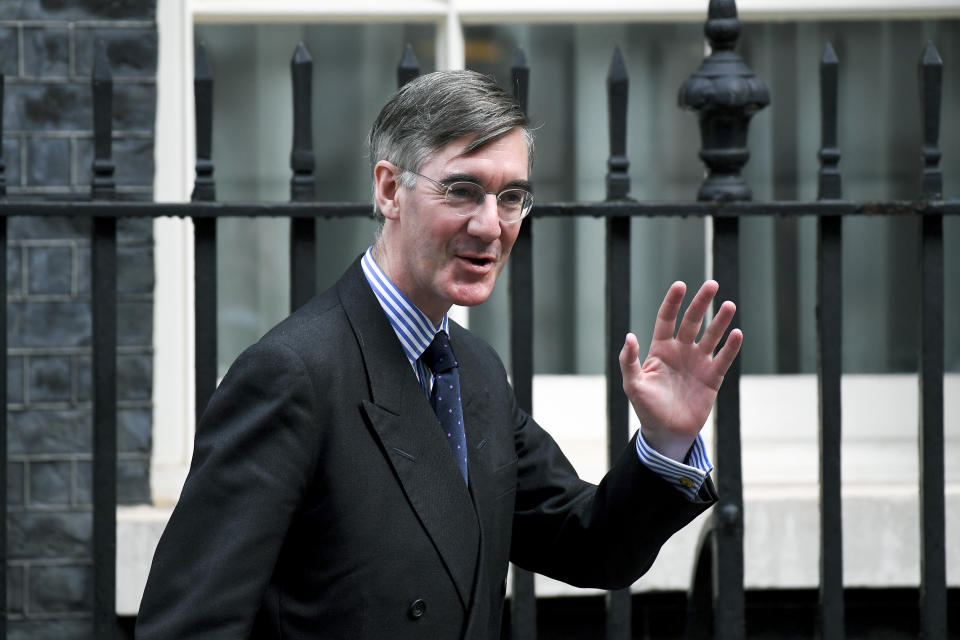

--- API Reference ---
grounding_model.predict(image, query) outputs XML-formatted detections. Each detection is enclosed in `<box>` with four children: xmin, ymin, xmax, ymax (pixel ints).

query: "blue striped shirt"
<box><xmin>361</xmin><ymin>248</ymin><xmax>446</xmax><ymax>395</ymax></box>
<box><xmin>361</xmin><ymin>246</ymin><xmax>711</xmax><ymax>500</ymax></box>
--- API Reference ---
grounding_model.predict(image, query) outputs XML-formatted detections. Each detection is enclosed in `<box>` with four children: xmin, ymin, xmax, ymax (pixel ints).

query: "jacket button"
<box><xmin>408</xmin><ymin>599</ymin><xmax>427</xmax><ymax>620</ymax></box>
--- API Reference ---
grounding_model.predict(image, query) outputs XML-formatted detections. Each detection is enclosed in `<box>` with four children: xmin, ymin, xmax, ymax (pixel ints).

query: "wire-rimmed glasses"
<box><xmin>402</xmin><ymin>169</ymin><xmax>533</xmax><ymax>223</ymax></box>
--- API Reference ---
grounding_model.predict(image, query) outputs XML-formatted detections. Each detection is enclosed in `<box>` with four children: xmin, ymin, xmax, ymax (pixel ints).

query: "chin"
<box><xmin>447</xmin><ymin>282</ymin><xmax>497</xmax><ymax>308</ymax></box>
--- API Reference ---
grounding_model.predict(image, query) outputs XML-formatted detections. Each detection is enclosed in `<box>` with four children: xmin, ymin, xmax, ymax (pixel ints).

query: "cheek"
<box><xmin>500</xmin><ymin>225</ymin><xmax>522</xmax><ymax>257</ymax></box>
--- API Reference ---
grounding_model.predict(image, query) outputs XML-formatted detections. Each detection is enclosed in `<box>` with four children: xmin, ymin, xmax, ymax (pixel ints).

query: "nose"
<box><xmin>466</xmin><ymin>193</ymin><xmax>501</xmax><ymax>241</ymax></box>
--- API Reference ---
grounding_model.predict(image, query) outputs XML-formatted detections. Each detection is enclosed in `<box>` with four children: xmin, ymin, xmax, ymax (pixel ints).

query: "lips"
<box><xmin>456</xmin><ymin>253</ymin><xmax>497</xmax><ymax>273</ymax></box>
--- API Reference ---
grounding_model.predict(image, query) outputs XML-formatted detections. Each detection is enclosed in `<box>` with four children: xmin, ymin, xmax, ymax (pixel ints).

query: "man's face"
<box><xmin>376</xmin><ymin>127</ymin><xmax>529</xmax><ymax>323</ymax></box>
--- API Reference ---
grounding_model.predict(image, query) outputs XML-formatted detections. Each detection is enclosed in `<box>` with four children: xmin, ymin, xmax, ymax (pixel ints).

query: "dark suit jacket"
<box><xmin>136</xmin><ymin>257</ymin><xmax>717</xmax><ymax>640</ymax></box>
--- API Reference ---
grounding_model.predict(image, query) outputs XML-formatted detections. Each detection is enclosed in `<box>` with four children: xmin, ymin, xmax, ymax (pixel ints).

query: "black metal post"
<box><xmin>192</xmin><ymin>44</ymin><xmax>218</xmax><ymax>424</ymax></box>
<box><xmin>508</xmin><ymin>48</ymin><xmax>537</xmax><ymax>640</ymax></box>
<box><xmin>398</xmin><ymin>44</ymin><xmax>420</xmax><ymax>88</ymax></box>
<box><xmin>917</xmin><ymin>40</ymin><xmax>946</xmax><ymax>640</ymax></box>
<box><xmin>710</xmin><ymin>217</ymin><xmax>743</xmax><ymax>640</ymax></box>
<box><xmin>816</xmin><ymin>41</ymin><xmax>845</xmax><ymax>640</ymax></box>
<box><xmin>604</xmin><ymin>45</ymin><xmax>632</xmax><ymax>640</ymax></box>
<box><xmin>290</xmin><ymin>42</ymin><xmax>317</xmax><ymax>312</ymax></box>
<box><xmin>0</xmin><ymin>71</ymin><xmax>7</xmax><ymax>640</ymax></box>
<box><xmin>678</xmin><ymin>2</ymin><xmax>766</xmax><ymax>638</ymax></box>
<box><xmin>0</xmin><ymin>71</ymin><xmax>5</xmax><ymax>195</ymax></box>
<box><xmin>91</xmin><ymin>41</ymin><xmax>117</xmax><ymax>640</ymax></box>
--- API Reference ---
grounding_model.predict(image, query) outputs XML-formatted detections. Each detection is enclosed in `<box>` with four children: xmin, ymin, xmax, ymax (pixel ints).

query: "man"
<box><xmin>137</xmin><ymin>70</ymin><xmax>742</xmax><ymax>639</ymax></box>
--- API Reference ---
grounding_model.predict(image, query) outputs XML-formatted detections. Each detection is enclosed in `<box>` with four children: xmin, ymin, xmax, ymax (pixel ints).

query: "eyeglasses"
<box><xmin>402</xmin><ymin>169</ymin><xmax>533</xmax><ymax>223</ymax></box>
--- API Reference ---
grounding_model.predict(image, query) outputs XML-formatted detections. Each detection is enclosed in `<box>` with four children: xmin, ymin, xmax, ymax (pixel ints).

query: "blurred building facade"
<box><xmin>3</xmin><ymin>0</ymin><xmax>959</xmax><ymax>637</ymax></box>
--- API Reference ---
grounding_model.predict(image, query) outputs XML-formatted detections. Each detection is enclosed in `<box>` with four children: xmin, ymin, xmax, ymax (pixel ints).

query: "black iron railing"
<box><xmin>0</xmin><ymin>0</ymin><xmax>956</xmax><ymax>638</ymax></box>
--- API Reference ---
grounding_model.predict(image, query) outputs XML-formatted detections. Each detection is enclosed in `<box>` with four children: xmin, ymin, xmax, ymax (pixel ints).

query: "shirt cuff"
<box><xmin>635</xmin><ymin>430</ymin><xmax>713</xmax><ymax>501</ymax></box>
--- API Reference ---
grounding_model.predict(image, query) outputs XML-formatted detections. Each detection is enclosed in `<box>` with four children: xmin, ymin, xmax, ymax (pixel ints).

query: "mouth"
<box><xmin>456</xmin><ymin>254</ymin><xmax>497</xmax><ymax>272</ymax></box>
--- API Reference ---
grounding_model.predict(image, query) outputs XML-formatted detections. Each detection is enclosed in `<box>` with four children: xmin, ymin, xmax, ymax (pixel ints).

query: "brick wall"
<box><xmin>1</xmin><ymin>1</ymin><xmax>156</xmax><ymax>637</ymax></box>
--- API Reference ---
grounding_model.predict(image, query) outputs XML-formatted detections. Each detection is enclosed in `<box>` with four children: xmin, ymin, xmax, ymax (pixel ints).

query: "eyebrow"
<box><xmin>439</xmin><ymin>172</ymin><xmax>533</xmax><ymax>193</ymax></box>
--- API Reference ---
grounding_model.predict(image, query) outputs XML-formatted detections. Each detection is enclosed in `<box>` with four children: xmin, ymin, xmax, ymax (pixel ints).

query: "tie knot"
<box><xmin>422</xmin><ymin>331</ymin><xmax>458</xmax><ymax>374</ymax></box>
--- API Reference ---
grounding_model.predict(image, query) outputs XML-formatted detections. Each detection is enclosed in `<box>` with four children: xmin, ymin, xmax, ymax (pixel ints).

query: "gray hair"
<box><xmin>368</xmin><ymin>69</ymin><xmax>533</xmax><ymax>223</ymax></box>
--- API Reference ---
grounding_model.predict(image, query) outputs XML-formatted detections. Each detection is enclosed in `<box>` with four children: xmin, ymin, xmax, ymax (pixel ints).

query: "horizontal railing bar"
<box><xmin>0</xmin><ymin>200</ymin><xmax>957</xmax><ymax>219</ymax></box>
<box><xmin>532</xmin><ymin>201</ymin><xmax>960</xmax><ymax>218</ymax></box>
<box><xmin>0</xmin><ymin>202</ymin><xmax>374</xmax><ymax>218</ymax></box>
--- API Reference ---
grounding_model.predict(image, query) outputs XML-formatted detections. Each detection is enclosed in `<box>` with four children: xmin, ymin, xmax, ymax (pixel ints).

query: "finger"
<box><xmin>711</xmin><ymin>327</ymin><xmax>743</xmax><ymax>379</ymax></box>
<box><xmin>651</xmin><ymin>281</ymin><xmax>687</xmax><ymax>342</ymax></box>
<box><xmin>618</xmin><ymin>332</ymin><xmax>641</xmax><ymax>375</ymax></box>
<box><xmin>675</xmin><ymin>280</ymin><xmax>719</xmax><ymax>344</ymax></box>
<box><xmin>700</xmin><ymin>300</ymin><xmax>736</xmax><ymax>354</ymax></box>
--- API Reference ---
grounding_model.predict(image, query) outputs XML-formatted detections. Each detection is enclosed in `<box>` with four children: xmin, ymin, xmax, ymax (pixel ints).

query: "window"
<box><xmin>195</xmin><ymin>18</ymin><xmax>960</xmax><ymax>376</ymax></box>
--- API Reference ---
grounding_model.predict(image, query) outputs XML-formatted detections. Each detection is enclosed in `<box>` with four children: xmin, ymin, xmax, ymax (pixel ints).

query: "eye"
<box><xmin>447</xmin><ymin>182</ymin><xmax>483</xmax><ymax>202</ymax></box>
<box><xmin>499</xmin><ymin>189</ymin><xmax>527</xmax><ymax>207</ymax></box>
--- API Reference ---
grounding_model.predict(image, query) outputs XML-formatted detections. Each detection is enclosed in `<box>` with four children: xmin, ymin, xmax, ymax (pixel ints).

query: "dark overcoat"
<box><xmin>136</xmin><ymin>258</ymin><xmax>716</xmax><ymax>639</ymax></box>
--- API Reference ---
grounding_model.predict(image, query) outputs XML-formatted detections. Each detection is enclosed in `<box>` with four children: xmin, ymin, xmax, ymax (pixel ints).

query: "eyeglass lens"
<box><xmin>445</xmin><ymin>182</ymin><xmax>531</xmax><ymax>221</ymax></box>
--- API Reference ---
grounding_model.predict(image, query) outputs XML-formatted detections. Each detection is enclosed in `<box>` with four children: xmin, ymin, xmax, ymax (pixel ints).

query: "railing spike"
<box><xmin>0</xmin><ymin>73</ymin><xmax>6</xmax><ymax>196</ymax></box>
<box><xmin>192</xmin><ymin>43</ymin><xmax>215</xmax><ymax>202</ymax></box>
<box><xmin>512</xmin><ymin>47</ymin><xmax>528</xmax><ymax>70</ymax></box>
<box><xmin>817</xmin><ymin>42</ymin><xmax>841</xmax><ymax>200</ymax></box>
<box><xmin>290</xmin><ymin>41</ymin><xmax>316</xmax><ymax>202</ymax></box>
<box><xmin>293</xmin><ymin>41</ymin><xmax>311</xmax><ymax>64</ymax></box>
<box><xmin>195</xmin><ymin>41</ymin><xmax>212</xmax><ymax>82</ymax></box>
<box><xmin>606</xmin><ymin>46</ymin><xmax>630</xmax><ymax>201</ymax></box>
<box><xmin>918</xmin><ymin>40</ymin><xmax>942</xmax><ymax>199</ymax></box>
<box><xmin>822</xmin><ymin>40</ymin><xmax>838</xmax><ymax>65</ymax></box>
<box><xmin>511</xmin><ymin>48</ymin><xmax>529</xmax><ymax>116</ymax></box>
<box><xmin>91</xmin><ymin>40</ymin><xmax>115</xmax><ymax>201</ymax></box>
<box><xmin>397</xmin><ymin>43</ymin><xmax>420</xmax><ymax>88</ymax></box>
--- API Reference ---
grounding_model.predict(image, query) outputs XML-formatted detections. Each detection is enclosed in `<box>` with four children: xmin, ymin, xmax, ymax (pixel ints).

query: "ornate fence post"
<box><xmin>678</xmin><ymin>0</ymin><xmax>769</xmax><ymax>202</ymax></box>
<box><xmin>678</xmin><ymin>2</ymin><xmax>768</xmax><ymax>639</ymax></box>
<box><xmin>91</xmin><ymin>40</ymin><xmax>117</xmax><ymax>640</ymax></box>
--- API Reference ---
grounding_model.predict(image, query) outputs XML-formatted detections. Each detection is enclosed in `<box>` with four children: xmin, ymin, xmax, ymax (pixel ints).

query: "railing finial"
<box><xmin>606</xmin><ymin>45</ymin><xmax>630</xmax><ymax>201</ymax></box>
<box><xmin>678</xmin><ymin>0</ymin><xmax>769</xmax><ymax>202</ymax></box>
<box><xmin>192</xmin><ymin>43</ymin><xmax>216</xmax><ymax>202</ymax></box>
<box><xmin>705</xmin><ymin>0</ymin><xmax>740</xmax><ymax>52</ymax></box>
<box><xmin>511</xmin><ymin>48</ymin><xmax>529</xmax><ymax>115</ymax></box>
<box><xmin>818</xmin><ymin>42</ymin><xmax>841</xmax><ymax>201</ymax></box>
<box><xmin>398</xmin><ymin>44</ymin><xmax>420</xmax><ymax>89</ymax></box>
<box><xmin>0</xmin><ymin>73</ymin><xmax>6</xmax><ymax>197</ymax></box>
<box><xmin>918</xmin><ymin>40</ymin><xmax>942</xmax><ymax>199</ymax></box>
<box><xmin>91</xmin><ymin>40</ymin><xmax>115</xmax><ymax>200</ymax></box>
<box><xmin>290</xmin><ymin>42</ymin><xmax>316</xmax><ymax>202</ymax></box>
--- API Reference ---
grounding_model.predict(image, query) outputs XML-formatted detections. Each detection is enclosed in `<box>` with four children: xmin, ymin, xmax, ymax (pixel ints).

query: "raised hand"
<box><xmin>618</xmin><ymin>280</ymin><xmax>742</xmax><ymax>462</ymax></box>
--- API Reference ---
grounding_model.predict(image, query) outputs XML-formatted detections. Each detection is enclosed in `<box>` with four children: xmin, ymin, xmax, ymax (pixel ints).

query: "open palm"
<box><xmin>619</xmin><ymin>280</ymin><xmax>742</xmax><ymax>462</ymax></box>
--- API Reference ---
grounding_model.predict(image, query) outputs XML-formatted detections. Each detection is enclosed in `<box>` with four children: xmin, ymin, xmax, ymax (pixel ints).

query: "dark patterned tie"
<box><xmin>421</xmin><ymin>331</ymin><xmax>468</xmax><ymax>484</ymax></box>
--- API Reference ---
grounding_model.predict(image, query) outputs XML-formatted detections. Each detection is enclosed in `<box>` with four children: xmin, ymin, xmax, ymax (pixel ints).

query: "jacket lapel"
<box><xmin>338</xmin><ymin>259</ymin><xmax>480</xmax><ymax>610</ymax></box>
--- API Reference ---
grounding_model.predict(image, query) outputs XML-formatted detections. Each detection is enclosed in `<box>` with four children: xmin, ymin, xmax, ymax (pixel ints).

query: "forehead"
<box><xmin>427</xmin><ymin>129</ymin><xmax>529</xmax><ymax>179</ymax></box>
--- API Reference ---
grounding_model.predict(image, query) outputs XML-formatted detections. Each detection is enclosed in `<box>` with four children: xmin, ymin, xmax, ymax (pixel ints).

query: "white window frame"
<box><xmin>129</xmin><ymin>0</ymin><xmax>960</xmax><ymax>616</ymax></box>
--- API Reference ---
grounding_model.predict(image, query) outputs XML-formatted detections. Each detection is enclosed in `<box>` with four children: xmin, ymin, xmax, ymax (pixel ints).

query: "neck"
<box><xmin>370</xmin><ymin>241</ymin><xmax>448</xmax><ymax>327</ymax></box>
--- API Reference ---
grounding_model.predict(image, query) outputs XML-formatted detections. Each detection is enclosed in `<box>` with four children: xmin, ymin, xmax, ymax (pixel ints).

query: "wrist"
<box><xmin>639</xmin><ymin>427</ymin><xmax>695</xmax><ymax>463</ymax></box>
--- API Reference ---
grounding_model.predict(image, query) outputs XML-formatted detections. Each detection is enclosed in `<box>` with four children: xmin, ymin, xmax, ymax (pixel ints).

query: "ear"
<box><xmin>373</xmin><ymin>161</ymin><xmax>403</xmax><ymax>221</ymax></box>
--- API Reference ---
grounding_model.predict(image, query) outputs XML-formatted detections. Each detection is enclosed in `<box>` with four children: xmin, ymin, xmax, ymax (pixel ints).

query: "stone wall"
<box><xmin>1</xmin><ymin>1</ymin><xmax>156</xmax><ymax>637</ymax></box>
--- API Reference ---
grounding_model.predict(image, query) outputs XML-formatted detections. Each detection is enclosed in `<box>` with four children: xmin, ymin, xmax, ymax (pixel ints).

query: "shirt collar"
<box><xmin>361</xmin><ymin>247</ymin><xmax>449</xmax><ymax>366</ymax></box>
